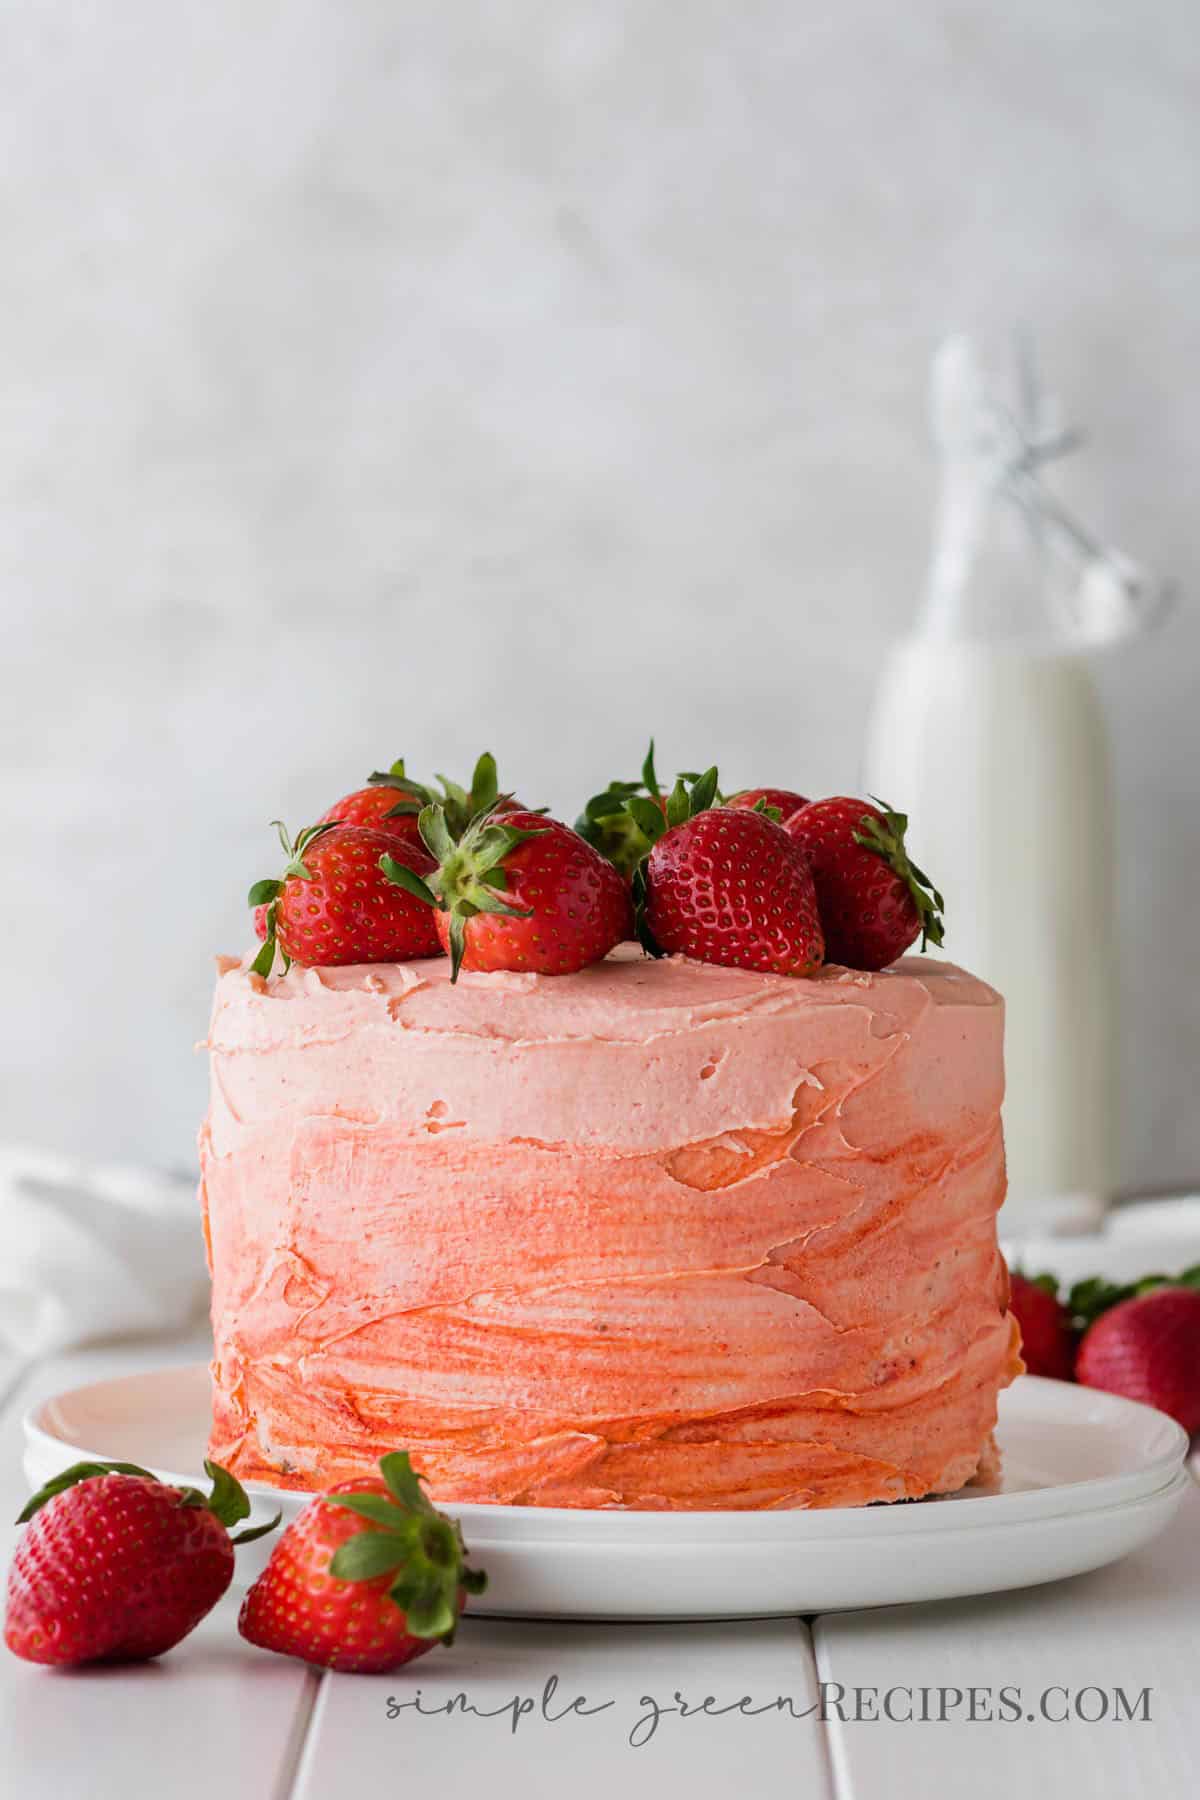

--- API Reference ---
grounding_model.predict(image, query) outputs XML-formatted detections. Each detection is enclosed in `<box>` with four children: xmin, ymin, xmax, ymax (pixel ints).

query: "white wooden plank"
<box><xmin>294</xmin><ymin>1614</ymin><xmax>832</xmax><ymax>1800</ymax></box>
<box><xmin>0</xmin><ymin>1591</ymin><xmax>321</xmax><ymax>1800</ymax></box>
<box><xmin>815</xmin><ymin>1481</ymin><xmax>1200</xmax><ymax>1800</ymax></box>
<box><xmin>0</xmin><ymin>1332</ymin><xmax>320</xmax><ymax>1800</ymax></box>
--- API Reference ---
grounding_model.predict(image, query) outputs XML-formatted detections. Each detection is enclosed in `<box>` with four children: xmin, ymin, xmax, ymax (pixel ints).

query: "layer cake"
<box><xmin>201</xmin><ymin>945</ymin><xmax>1019</xmax><ymax>1510</ymax></box>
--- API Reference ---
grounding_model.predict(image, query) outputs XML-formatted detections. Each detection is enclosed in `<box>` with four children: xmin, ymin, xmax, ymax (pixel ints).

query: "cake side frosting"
<box><xmin>201</xmin><ymin>947</ymin><xmax>1019</xmax><ymax>1509</ymax></box>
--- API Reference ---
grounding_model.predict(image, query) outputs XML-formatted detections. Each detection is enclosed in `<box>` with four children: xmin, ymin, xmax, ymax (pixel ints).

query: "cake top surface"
<box><xmin>205</xmin><ymin>944</ymin><xmax>1002</xmax><ymax>1168</ymax></box>
<box><xmin>211</xmin><ymin>943</ymin><xmax>999</xmax><ymax>1048</ymax></box>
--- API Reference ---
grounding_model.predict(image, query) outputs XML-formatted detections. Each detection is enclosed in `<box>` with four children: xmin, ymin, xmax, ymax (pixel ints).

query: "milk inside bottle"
<box><xmin>865</xmin><ymin>338</ymin><xmax>1167</xmax><ymax>1227</ymax></box>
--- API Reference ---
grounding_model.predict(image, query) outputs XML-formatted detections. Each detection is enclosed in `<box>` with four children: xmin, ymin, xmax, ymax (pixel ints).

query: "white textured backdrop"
<box><xmin>2</xmin><ymin>2</ymin><xmax>1197</xmax><ymax>1187</ymax></box>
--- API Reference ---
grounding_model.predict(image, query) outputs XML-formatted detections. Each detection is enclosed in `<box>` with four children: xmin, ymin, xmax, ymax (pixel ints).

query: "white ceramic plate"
<box><xmin>22</xmin><ymin>1367</ymin><xmax>1190</xmax><ymax>1620</ymax></box>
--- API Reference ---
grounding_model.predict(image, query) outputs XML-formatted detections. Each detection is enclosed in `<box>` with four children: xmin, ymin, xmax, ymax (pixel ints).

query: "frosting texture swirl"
<box><xmin>201</xmin><ymin>947</ymin><xmax>1019</xmax><ymax>1509</ymax></box>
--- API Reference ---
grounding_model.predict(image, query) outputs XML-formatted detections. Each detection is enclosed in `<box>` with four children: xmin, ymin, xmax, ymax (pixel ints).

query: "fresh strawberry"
<box><xmin>385</xmin><ymin>806</ymin><xmax>632</xmax><ymax>981</ymax></box>
<box><xmin>238</xmin><ymin>1451</ymin><xmax>486</xmax><ymax>1673</ymax></box>
<box><xmin>248</xmin><ymin>822</ymin><xmax>441</xmax><ymax>975</ymax></box>
<box><xmin>319</xmin><ymin>752</ymin><xmax>508</xmax><ymax>845</ymax></box>
<box><xmin>253</xmin><ymin>902</ymin><xmax>269</xmax><ymax>941</ymax></box>
<box><xmin>783</xmin><ymin>796</ymin><xmax>944</xmax><ymax>971</ymax></box>
<box><xmin>5</xmin><ymin>1459</ymin><xmax>276</xmax><ymax>1667</ymax></box>
<box><xmin>316</xmin><ymin>784</ymin><xmax>426</xmax><ymax>847</ymax></box>
<box><xmin>576</xmin><ymin>741</ymin><xmax>700</xmax><ymax>879</ymax></box>
<box><xmin>1009</xmin><ymin>1272</ymin><xmax>1076</xmax><ymax>1380</ymax></box>
<box><xmin>1075</xmin><ymin>1287</ymin><xmax>1200</xmax><ymax>1433</ymax></box>
<box><xmin>621</xmin><ymin>769</ymin><xmax>824</xmax><ymax>977</ymax></box>
<box><xmin>726</xmin><ymin>787</ymin><xmax>809</xmax><ymax>819</ymax></box>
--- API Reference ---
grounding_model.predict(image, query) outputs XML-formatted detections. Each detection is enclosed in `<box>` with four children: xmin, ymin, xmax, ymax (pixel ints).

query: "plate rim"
<box><xmin>22</xmin><ymin>1363</ymin><xmax>1189</xmax><ymax>1540</ymax></box>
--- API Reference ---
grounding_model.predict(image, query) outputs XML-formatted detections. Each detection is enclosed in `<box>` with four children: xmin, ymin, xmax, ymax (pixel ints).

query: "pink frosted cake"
<box><xmin>200</xmin><ymin>945</ymin><xmax>1020</xmax><ymax>1510</ymax></box>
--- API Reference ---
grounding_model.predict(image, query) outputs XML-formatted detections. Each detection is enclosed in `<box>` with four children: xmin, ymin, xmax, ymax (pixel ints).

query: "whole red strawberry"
<box><xmin>783</xmin><ymin>796</ymin><xmax>944</xmax><ymax>971</ymax></box>
<box><xmin>239</xmin><ymin>1451</ymin><xmax>486</xmax><ymax>1673</ymax></box>
<box><xmin>1009</xmin><ymin>1273</ymin><xmax>1076</xmax><ymax>1380</ymax></box>
<box><xmin>5</xmin><ymin>1459</ymin><xmax>276</xmax><ymax>1667</ymax></box>
<box><xmin>318</xmin><ymin>752</ymin><xmax>508</xmax><ymax>846</ymax></box>
<box><xmin>248</xmin><ymin>822</ymin><xmax>441</xmax><ymax>975</ymax></box>
<box><xmin>384</xmin><ymin>805</ymin><xmax>632</xmax><ymax>981</ymax></box>
<box><xmin>726</xmin><ymin>787</ymin><xmax>809</xmax><ymax>818</ymax></box>
<box><xmin>317</xmin><ymin>784</ymin><xmax>426</xmax><ymax>847</ymax></box>
<box><xmin>624</xmin><ymin>769</ymin><xmax>824</xmax><ymax>977</ymax></box>
<box><xmin>1076</xmin><ymin>1287</ymin><xmax>1200</xmax><ymax>1433</ymax></box>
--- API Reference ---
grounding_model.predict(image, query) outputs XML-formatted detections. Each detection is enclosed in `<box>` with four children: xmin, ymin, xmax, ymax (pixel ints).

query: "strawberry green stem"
<box><xmin>246</xmin><ymin>821</ymin><xmax>339</xmax><ymax>978</ymax></box>
<box><xmin>367</xmin><ymin>752</ymin><xmax>503</xmax><ymax>836</ymax></box>
<box><xmin>854</xmin><ymin>799</ymin><xmax>946</xmax><ymax>950</ymax></box>
<box><xmin>324</xmin><ymin>1452</ymin><xmax>487</xmax><ymax>1642</ymax></box>
<box><xmin>380</xmin><ymin>801</ymin><xmax>542</xmax><ymax>982</ymax></box>
<box><xmin>576</xmin><ymin>740</ymin><xmax>721</xmax><ymax>878</ymax></box>
<box><xmin>621</xmin><ymin>765</ymin><xmax>721</xmax><ymax>955</ymax></box>
<box><xmin>1059</xmin><ymin>1262</ymin><xmax>1200</xmax><ymax>1330</ymax></box>
<box><xmin>17</xmin><ymin>1459</ymin><xmax>280</xmax><ymax>1545</ymax></box>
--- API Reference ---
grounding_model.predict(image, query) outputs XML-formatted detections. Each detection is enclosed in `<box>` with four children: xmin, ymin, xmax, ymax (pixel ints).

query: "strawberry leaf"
<box><xmin>468</xmin><ymin>888</ymin><xmax>531</xmax><ymax>919</ymax></box>
<box><xmin>202</xmin><ymin>1458</ymin><xmax>251</xmax><ymax>1529</ymax></box>
<box><xmin>626</xmin><ymin>795</ymin><xmax>667</xmax><ymax>844</ymax></box>
<box><xmin>380</xmin><ymin>855</ymin><xmax>437</xmax><ymax>906</ymax></box>
<box><xmin>616</xmin><ymin>764</ymin><xmax>722</xmax><ymax>954</ymax></box>
<box><xmin>1064</xmin><ymin>1263</ymin><xmax>1200</xmax><ymax>1330</ymax></box>
<box><xmin>367</xmin><ymin>755</ymin><xmax>505</xmax><ymax>835</ymax></box>
<box><xmin>247</xmin><ymin>819</ymin><xmax>342</xmax><ymax>979</ymax></box>
<box><xmin>437</xmin><ymin>775</ymin><xmax>471</xmax><ymax>819</ymax></box>
<box><xmin>231</xmin><ymin>1512</ymin><xmax>283</xmax><ymax>1546</ymax></box>
<box><xmin>16</xmin><ymin>1460</ymin><xmax>159</xmax><ymax>1524</ymax></box>
<box><xmin>325</xmin><ymin>1493</ymin><xmax>413</xmax><ymax>1530</ymax></box>
<box><xmin>583</xmin><ymin>786</ymin><xmax>641</xmax><ymax>822</ymax></box>
<box><xmin>176</xmin><ymin>1461</ymin><xmax>280</xmax><ymax>1544</ymax></box>
<box><xmin>380</xmin><ymin>1451</ymin><xmax>437</xmax><ymax>1515</ymax></box>
<box><xmin>330</xmin><ymin>1533</ymin><xmax>412</xmax><ymax>1582</ymax></box>
<box><xmin>368</xmin><ymin>758</ymin><xmax>434</xmax><ymax>805</ymax></box>
<box><xmin>472</xmin><ymin>823</ymin><xmax>536</xmax><ymax>876</ymax></box>
<box><xmin>249</xmin><ymin>935</ymin><xmax>277</xmax><ymax>979</ymax></box>
<box><xmin>15</xmin><ymin>1457</ymin><xmax>280</xmax><ymax>1547</ymax></box>
<box><xmin>289</xmin><ymin>821</ymin><xmax>339</xmax><ymax>874</ymax></box>
<box><xmin>575</xmin><ymin>744</ymin><xmax>722</xmax><ymax>877</ymax></box>
<box><xmin>665</xmin><ymin>779</ymin><xmax>691</xmax><ymax>830</ymax></box>
<box><xmin>688</xmin><ymin>766</ymin><xmax>720</xmax><ymax>816</ymax></box>
<box><xmin>470</xmin><ymin>752</ymin><xmax>499</xmax><ymax>816</ymax></box>
<box><xmin>387</xmin><ymin>1572</ymin><xmax>456</xmax><ymax>1642</ymax></box>
<box><xmin>408</xmin><ymin>804</ymin><xmax>544</xmax><ymax>982</ymax></box>
<box><xmin>855</xmin><ymin>798</ymin><xmax>946</xmax><ymax>951</ymax></box>
<box><xmin>319</xmin><ymin>1451</ymin><xmax>486</xmax><ymax>1643</ymax></box>
<box><xmin>447</xmin><ymin>910</ymin><xmax>468</xmax><ymax>982</ymax></box>
<box><xmin>630</xmin><ymin>864</ymin><xmax>661</xmax><ymax>958</ymax></box>
<box><xmin>418</xmin><ymin>803</ymin><xmax>457</xmax><ymax>866</ymax></box>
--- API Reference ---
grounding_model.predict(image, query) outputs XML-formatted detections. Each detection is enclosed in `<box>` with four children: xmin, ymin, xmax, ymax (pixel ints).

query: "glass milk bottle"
<box><xmin>867</xmin><ymin>336</ymin><xmax>1166</xmax><ymax>1228</ymax></box>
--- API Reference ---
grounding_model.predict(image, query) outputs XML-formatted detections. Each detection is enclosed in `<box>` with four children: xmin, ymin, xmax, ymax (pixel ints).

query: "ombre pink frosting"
<box><xmin>200</xmin><ymin>946</ymin><xmax>1019</xmax><ymax>1509</ymax></box>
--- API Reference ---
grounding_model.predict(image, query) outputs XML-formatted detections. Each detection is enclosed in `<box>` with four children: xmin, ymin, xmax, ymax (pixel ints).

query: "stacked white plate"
<box><xmin>23</xmin><ymin>1365</ymin><xmax>1190</xmax><ymax>1620</ymax></box>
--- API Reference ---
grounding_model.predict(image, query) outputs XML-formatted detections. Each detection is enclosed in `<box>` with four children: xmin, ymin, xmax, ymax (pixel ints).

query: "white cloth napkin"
<box><xmin>0</xmin><ymin>1146</ymin><xmax>208</xmax><ymax>1358</ymax></box>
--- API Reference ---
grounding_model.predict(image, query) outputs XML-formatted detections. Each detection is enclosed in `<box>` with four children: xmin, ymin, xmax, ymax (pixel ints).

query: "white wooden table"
<box><xmin>1</xmin><ymin>1327</ymin><xmax>1196</xmax><ymax>1799</ymax></box>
